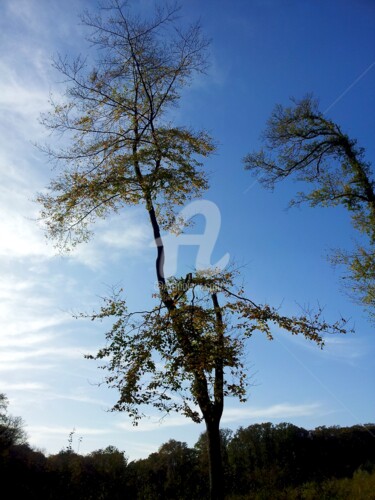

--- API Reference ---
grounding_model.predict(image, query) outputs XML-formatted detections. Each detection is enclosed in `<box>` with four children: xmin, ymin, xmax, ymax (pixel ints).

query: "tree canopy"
<box><xmin>84</xmin><ymin>270</ymin><xmax>347</xmax><ymax>424</ymax></box>
<box><xmin>38</xmin><ymin>0</ymin><xmax>213</xmax><ymax>252</ymax></box>
<box><xmin>244</xmin><ymin>95</ymin><xmax>375</xmax><ymax>318</ymax></box>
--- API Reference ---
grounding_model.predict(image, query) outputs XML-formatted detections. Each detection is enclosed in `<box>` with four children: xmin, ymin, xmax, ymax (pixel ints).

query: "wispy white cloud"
<box><xmin>67</xmin><ymin>213</ymin><xmax>151</xmax><ymax>269</ymax></box>
<box><xmin>322</xmin><ymin>336</ymin><xmax>367</xmax><ymax>361</ymax></box>
<box><xmin>0</xmin><ymin>197</ymin><xmax>54</xmax><ymax>260</ymax></box>
<box><xmin>221</xmin><ymin>402</ymin><xmax>322</xmax><ymax>423</ymax></box>
<box><xmin>276</xmin><ymin>328</ymin><xmax>368</xmax><ymax>364</ymax></box>
<box><xmin>0</xmin><ymin>277</ymin><xmax>69</xmax><ymax>340</ymax></box>
<box><xmin>0</xmin><ymin>0</ymin><xmax>152</xmax><ymax>269</ymax></box>
<box><xmin>100</xmin><ymin>223</ymin><xmax>149</xmax><ymax>250</ymax></box>
<box><xmin>0</xmin><ymin>362</ymin><xmax>56</xmax><ymax>373</ymax></box>
<box><xmin>0</xmin><ymin>347</ymin><xmax>84</xmax><ymax>364</ymax></box>
<box><xmin>115</xmin><ymin>402</ymin><xmax>322</xmax><ymax>432</ymax></box>
<box><xmin>27</xmin><ymin>425</ymin><xmax>111</xmax><ymax>437</ymax></box>
<box><xmin>0</xmin><ymin>79</ymin><xmax>54</xmax><ymax>263</ymax></box>
<box><xmin>51</xmin><ymin>394</ymin><xmax>107</xmax><ymax>406</ymax></box>
<box><xmin>0</xmin><ymin>331</ymin><xmax>54</xmax><ymax>347</ymax></box>
<box><xmin>5</xmin><ymin>0</ymin><xmax>87</xmax><ymax>49</ymax></box>
<box><xmin>0</xmin><ymin>60</ymin><xmax>50</xmax><ymax>127</ymax></box>
<box><xmin>30</xmin><ymin>389</ymin><xmax>109</xmax><ymax>407</ymax></box>
<box><xmin>0</xmin><ymin>141</ymin><xmax>53</xmax><ymax>261</ymax></box>
<box><xmin>0</xmin><ymin>268</ymin><xmax>84</xmax><ymax>382</ymax></box>
<box><xmin>116</xmin><ymin>414</ymin><xmax>193</xmax><ymax>432</ymax></box>
<box><xmin>0</xmin><ymin>382</ymin><xmax>48</xmax><ymax>391</ymax></box>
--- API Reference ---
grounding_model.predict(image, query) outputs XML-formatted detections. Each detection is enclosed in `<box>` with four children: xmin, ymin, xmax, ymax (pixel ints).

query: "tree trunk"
<box><xmin>206</xmin><ymin>418</ymin><xmax>224</xmax><ymax>500</ymax></box>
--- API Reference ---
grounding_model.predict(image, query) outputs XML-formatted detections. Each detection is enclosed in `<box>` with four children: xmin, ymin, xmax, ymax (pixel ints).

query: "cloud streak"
<box><xmin>27</xmin><ymin>425</ymin><xmax>111</xmax><ymax>437</ymax></box>
<box><xmin>221</xmin><ymin>403</ymin><xmax>322</xmax><ymax>423</ymax></box>
<box><xmin>116</xmin><ymin>402</ymin><xmax>322</xmax><ymax>432</ymax></box>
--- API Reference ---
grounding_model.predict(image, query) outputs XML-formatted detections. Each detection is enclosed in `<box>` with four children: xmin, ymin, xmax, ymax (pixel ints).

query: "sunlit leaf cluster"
<box><xmin>37</xmin><ymin>0</ymin><xmax>213</xmax><ymax>249</ymax></box>
<box><xmin>85</xmin><ymin>270</ymin><xmax>350</xmax><ymax>424</ymax></box>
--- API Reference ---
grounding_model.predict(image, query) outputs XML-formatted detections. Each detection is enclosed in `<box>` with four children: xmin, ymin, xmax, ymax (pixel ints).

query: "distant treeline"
<box><xmin>1</xmin><ymin>406</ymin><xmax>375</xmax><ymax>500</ymax></box>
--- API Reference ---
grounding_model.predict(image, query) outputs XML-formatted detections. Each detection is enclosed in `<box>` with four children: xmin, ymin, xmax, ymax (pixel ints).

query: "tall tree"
<box><xmin>244</xmin><ymin>95</ymin><xmax>375</xmax><ymax>318</ymax></box>
<box><xmin>37</xmin><ymin>4</ymin><xmax>349</xmax><ymax>498</ymax></box>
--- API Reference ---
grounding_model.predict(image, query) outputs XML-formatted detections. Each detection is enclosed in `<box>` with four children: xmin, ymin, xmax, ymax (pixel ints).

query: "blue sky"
<box><xmin>0</xmin><ymin>0</ymin><xmax>374</xmax><ymax>459</ymax></box>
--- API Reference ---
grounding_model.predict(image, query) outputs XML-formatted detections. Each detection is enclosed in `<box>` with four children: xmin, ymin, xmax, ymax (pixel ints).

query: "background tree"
<box><xmin>129</xmin><ymin>439</ymin><xmax>201</xmax><ymax>499</ymax></box>
<box><xmin>37</xmin><ymin>3</ymin><xmax>349</xmax><ymax>498</ymax></box>
<box><xmin>86</xmin><ymin>446</ymin><xmax>128</xmax><ymax>499</ymax></box>
<box><xmin>0</xmin><ymin>396</ymin><xmax>374</xmax><ymax>499</ymax></box>
<box><xmin>194</xmin><ymin>428</ymin><xmax>233</xmax><ymax>494</ymax></box>
<box><xmin>244</xmin><ymin>95</ymin><xmax>375</xmax><ymax>318</ymax></box>
<box><xmin>0</xmin><ymin>393</ymin><xmax>27</xmax><ymax>450</ymax></box>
